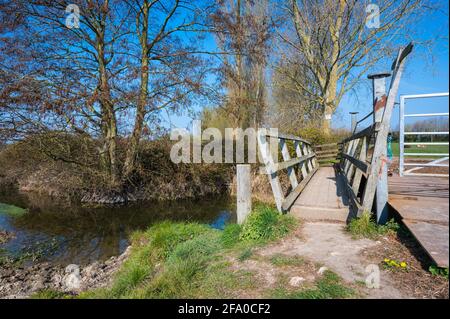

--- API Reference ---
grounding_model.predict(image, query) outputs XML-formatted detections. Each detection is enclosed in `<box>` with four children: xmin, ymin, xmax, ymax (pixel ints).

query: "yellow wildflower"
<box><xmin>400</xmin><ymin>262</ymin><xmax>407</xmax><ymax>268</ymax></box>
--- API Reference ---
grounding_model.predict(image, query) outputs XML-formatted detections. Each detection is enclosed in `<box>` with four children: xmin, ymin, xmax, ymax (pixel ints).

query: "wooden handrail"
<box><xmin>341</xmin><ymin>123</ymin><xmax>379</xmax><ymax>144</ymax></box>
<box><xmin>266</xmin><ymin>153</ymin><xmax>315</xmax><ymax>174</ymax></box>
<box><xmin>258</xmin><ymin>130</ymin><xmax>318</xmax><ymax>212</ymax></box>
<box><xmin>341</xmin><ymin>153</ymin><xmax>369</xmax><ymax>174</ymax></box>
<box><xmin>264</xmin><ymin>132</ymin><xmax>311</xmax><ymax>145</ymax></box>
<box><xmin>338</xmin><ymin>42</ymin><xmax>413</xmax><ymax>219</ymax></box>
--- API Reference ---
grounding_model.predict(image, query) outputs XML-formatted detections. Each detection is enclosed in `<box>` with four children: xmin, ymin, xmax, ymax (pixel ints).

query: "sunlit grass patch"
<box><xmin>270</xmin><ymin>254</ymin><xmax>305</xmax><ymax>267</ymax></box>
<box><xmin>239</xmin><ymin>204</ymin><xmax>297</xmax><ymax>243</ymax></box>
<box><xmin>271</xmin><ymin>270</ymin><xmax>354</xmax><ymax>299</ymax></box>
<box><xmin>79</xmin><ymin>205</ymin><xmax>299</xmax><ymax>299</ymax></box>
<box><xmin>429</xmin><ymin>265</ymin><xmax>449</xmax><ymax>279</ymax></box>
<box><xmin>347</xmin><ymin>212</ymin><xmax>399</xmax><ymax>239</ymax></box>
<box><xmin>30</xmin><ymin>289</ymin><xmax>71</xmax><ymax>299</ymax></box>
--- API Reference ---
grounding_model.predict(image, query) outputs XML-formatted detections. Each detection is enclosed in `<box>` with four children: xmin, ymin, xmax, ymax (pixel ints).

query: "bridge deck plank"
<box><xmin>290</xmin><ymin>167</ymin><xmax>351</xmax><ymax>222</ymax></box>
<box><xmin>388</xmin><ymin>174</ymin><xmax>449</xmax><ymax>268</ymax></box>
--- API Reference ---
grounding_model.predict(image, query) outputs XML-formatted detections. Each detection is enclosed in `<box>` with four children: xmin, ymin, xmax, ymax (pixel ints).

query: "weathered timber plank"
<box><xmin>389</xmin><ymin>195</ymin><xmax>449</xmax><ymax>224</ymax></box>
<box><xmin>237</xmin><ymin>165</ymin><xmax>252</xmax><ymax>225</ymax></box>
<box><xmin>264</xmin><ymin>153</ymin><xmax>315</xmax><ymax>173</ymax></box>
<box><xmin>295</xmin><ymin>141</ymin><xmax>308</xmax><ymax>180</ymax></box>
<box><xmin>338</xmin><ymin>167</ymin><xmax>362</xmax><ymax>211</ymax></box>
<box><xmin>342</xmin><ymin>153</ymin><xmax>369</xmax><ymax>174</ymax></box>
<box><xmin>346</xmin><ymin>139</ymin><xmax>361</xmax><ymax>181</ymax></box>
<box><xmin>361</xmin><ymin>44</ymin><xmax>413</xmax><ymax>215</ymax></box>
<box><xmin>316</xmin><ymin>149</ymin><xmax>339</xmax><ymax>155</ymax></box>
<box><xmin>402</xmin><ymin>220</ymin><xmax>448</xmax><ymax>268</ymax></box>
<box><xmin>315</xmin><ymin>143</ymin><xmax>339</xmax><ymax>149</ymax></box>
<box><xmin>341</xmin><ymin>123</ymin><xmax>378</xmax><ymax>144</ymax></box>
<box><xmin>265</xmin><ymin>132</ymin><xmax>310</xmax><ymax>144</ymax></box>
<box><xmin>282</xmin><ymin>166</ymin><xmax>319</xmax><ymax>211</ymax></box>
<box><xmin>257</xmin><ymin>131</ymin><xmax>284</xmax><ymax>212</ymax></box>
<box><xmin>280</xmin><ymin>139</ymin><xmax>298</xmax><ymax>189</ymax></box>
<box><xmin>352</xmin><ymin>136</ymin><xmax>367</xmax><ymax>194</ymax></box>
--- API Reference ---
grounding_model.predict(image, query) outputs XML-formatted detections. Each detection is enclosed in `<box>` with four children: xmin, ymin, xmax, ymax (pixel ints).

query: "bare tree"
<box><xmin>0</xmin><ymin>0</ymin><xmax>210</xmax><ymax>190</ymax></box>
<box><xmin>276</xmin><ymin>0</ymin><xmax>429</xmax><ymax>134</ymax></box>
<box><xmin>122</xmin><ymin>0</ymin><xmax>208</xmax><ymax>179</ymax></box>
<box><xmin>211</xmin><ymin>0</ymin><xmax>272</xmax><ymax>128</ymax></box>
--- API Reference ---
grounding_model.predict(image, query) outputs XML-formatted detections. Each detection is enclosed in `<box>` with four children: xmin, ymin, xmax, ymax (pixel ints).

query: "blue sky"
<box><xmin>161</xmin><ymin>2</ymin><xmax>449</xmax><ymax>133</ymax></box>
<box><xmin>335</xmin><ymin>3</ymin><xmax>449</xmax><ymax>132</ymax></box>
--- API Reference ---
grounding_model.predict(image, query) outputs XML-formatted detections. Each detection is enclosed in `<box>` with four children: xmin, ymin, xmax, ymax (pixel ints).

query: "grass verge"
<box><xmin>78</xmin><ymin>204</ymin><xmax>297</xmax><ymax>299</ymax></box>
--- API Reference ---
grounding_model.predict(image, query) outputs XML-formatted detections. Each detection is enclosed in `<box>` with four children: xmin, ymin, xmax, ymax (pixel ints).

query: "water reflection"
<box><xmin>209</xmin><ymin>211</ymin><xmax>232</xmax><ymax>230</ymax></box>
<box><xmin>0</xmin><ymin>190</ymin><xmax>236</xmax><ymax>265</ymax></box>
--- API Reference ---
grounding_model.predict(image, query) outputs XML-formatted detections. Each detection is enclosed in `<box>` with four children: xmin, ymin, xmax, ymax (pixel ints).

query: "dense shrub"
<box><xmin>0</xmin><ymin>133</ymin><xmax>233</xmax><ymax>202</ymax></box>
<box><xmin>297</xmin><ymin>126</ymin><xmax>350</xmax><ymax>145</ymax></box>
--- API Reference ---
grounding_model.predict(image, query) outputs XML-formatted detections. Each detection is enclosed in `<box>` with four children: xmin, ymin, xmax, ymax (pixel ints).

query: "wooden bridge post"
<box><xmin>339</xmin><ymin>43</ymin><xmax>413</xmax><ymax>220</ymax></box>
<box><xmin>368</xmin><ymin>72</ymin><xmax>392</xmax><ymax>224</ymax></box>
<box><xmin>237</xmin><ymin>164</ymin><xmax>252</xmax><ymax>224</ymax></box>
<box><xmin>350</xmin><ymin>112</ymin><xmax>359</xmax><ymax>133</ymax></box>
<box><xmin>257</xmin><ymin>130</ymin><xmax>284</xmax><ymax>212</ymax></box>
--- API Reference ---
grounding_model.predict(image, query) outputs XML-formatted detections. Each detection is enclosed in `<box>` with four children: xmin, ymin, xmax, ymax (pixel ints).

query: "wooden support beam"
<box><xmin>339</xmin><ymin>168</ymin><xmax>362</xmax><ymax>212</ymax></box>
<box><xmin>316</xmin><ymin>149</ymin><xmax>339</xmax><ymax>155</ymax></box>
<box><xmin>295</xmin><ymin>140</ymin><xmax>308</xmax><ymax>181</ymax></box>
<box><xmin>361</xmin><ymin>43</ymin><xmax>413</xmax><ymax>219</ymax></box>
<box><xmin>341</xmin><ymin>123</ymin><xmax>378</xmax><ymax>144</ymax></box>
<box><xmin>342</xmin><ymin>153</ymin><xmax>369</xmax><ymax>174</ymax></box>
<box><xmin>257</xmin><ymin>131</ymin><xmax>285</xmax><ymax>212</ymax></box>
<box><xmin>267</xmin><ymin>153</ymin><xmax>315</xmax><ymax>173</ymax></box>
<box><xmin>237</xmin><ymin>164</ymin><xmax>252</xmax><ymax>225</ymax></box>
<box><xmin>265</xmin><ymin>132</ymin><xmax>310</xmax><ymax>144</ymax></box>
<box><xmin>302</xmin><ymin>143</ymin><xmax>314</xmax><ymax>172</ymax></box>
<box><xmin>344</xmin><ymin>140</ymin><xmax>357</xmax><ymax>173</ymax></box>
<box><xmin>346</xmin><ymin>139</ymin><xmax>361</xmax><ymax>181</ymax></box>
<box><xmin>352</xmin><ymin>136</ymin><xmax>367</xmax><ymax>195</ymax></box>
<box><xmin>315</xmin><ymin>143</ymin><xmax>338</xmax><ymax>149</ymax></box>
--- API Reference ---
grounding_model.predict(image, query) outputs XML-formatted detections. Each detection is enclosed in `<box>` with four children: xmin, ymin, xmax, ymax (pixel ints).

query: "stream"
<box><xmin>0</xmin><ymin>190</ymin><xmax>236</xmax><ymax>266</ymax></box>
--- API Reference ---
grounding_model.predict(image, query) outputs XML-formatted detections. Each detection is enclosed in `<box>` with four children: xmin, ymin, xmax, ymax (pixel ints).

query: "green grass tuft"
<box><xmin>347</xmin><ymin>212</ymin><xmax>399</xmax><ymax>239</ymax></box>
<box><xmin>239</xmin><ymin>205</ymin><xmax>297</xmax><ymax>243</ymax></box>
<box><xmin>270</xmin><ymin>254</ymin><xmax>305</xmax><ymax>267</ymax></box>
<box><xmin>30</xmin><ymin>289</ymin><xmax>71</xmax><ymax>299</ymax></box>
<box><xmin>271</xmin><ymin>270</ymin><xmax>354</xmax><ymax>299</ymax></box>
<box><xmin>429</xmin><ymin>265</ymin><xmax>449</xmax><ymax>279</ymax></box>
<box><xmin>238</xmin><ymin>248</ymin><xmax>253</xmax><ymax>261</ymax></box>
<box><xmin>221</xmin><ymin>223</ymin><xmax>242</xmax><ymax>248</ymax></box>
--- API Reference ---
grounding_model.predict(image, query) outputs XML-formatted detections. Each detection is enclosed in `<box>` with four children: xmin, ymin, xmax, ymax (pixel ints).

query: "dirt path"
<box><xmin>253</xmin><ymin>221</ymin><xmax>407</xmax><ymax>298</ymax></box>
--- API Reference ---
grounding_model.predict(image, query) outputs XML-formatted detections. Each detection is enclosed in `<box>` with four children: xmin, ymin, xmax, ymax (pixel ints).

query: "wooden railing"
<box><xmin>339</xmin><ymin>43</ymin><xmax>413</xmax><ymax>219</ymax></box>
<box><xmin>258</xmin><ymin>131</ymin><xmax>318</xmax><ymax>212</ymax></box>
<box><xmin>314</xmin><ymin>143</ymin><xmax>342</xmax><ymax>166</ymax></box>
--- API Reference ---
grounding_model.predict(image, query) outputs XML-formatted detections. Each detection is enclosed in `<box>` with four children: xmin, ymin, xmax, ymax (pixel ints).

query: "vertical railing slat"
<box><xmin>294</xmin><ymin>140</ymin><xmax>308</xmax><ymax>181</ymax></box>
<box><xmin>280</xmin><ymin>139</ymin><xmax>298</xmax><ymax>189</ymax></box>
<box><xmin>352</xmin><ymin>136</ymin><xmax>367</xmax><ymax>196</ymax></box>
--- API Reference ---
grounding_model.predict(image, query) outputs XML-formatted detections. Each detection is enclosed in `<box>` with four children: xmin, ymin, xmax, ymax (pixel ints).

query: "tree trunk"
<box><xmin>123</xmin><ymin>1</ymin><xmax>150</xmax><ymax>179</ymax></box>
<box><xmin>96</xmin><ymin>3</ymin><xmax>119</xmax><ymax>187</ymax></box>
<box><xmin>322</xmin><ymin>96</ymin><xmax>335</xmax><ymax>136</ymax></box>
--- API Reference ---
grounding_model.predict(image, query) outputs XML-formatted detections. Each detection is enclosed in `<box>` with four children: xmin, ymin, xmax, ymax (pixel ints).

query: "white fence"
<box><xmin>399</xmin><ymin>92</ymin><xmax>449</xmax><ymax>177</ymax></box>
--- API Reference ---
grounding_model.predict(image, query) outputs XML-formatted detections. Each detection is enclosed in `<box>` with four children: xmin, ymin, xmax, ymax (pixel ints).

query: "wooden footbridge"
<box><xmin>237</xmin><ymin>42</ymin><xmax>449</xmax><ymax>268</ymax></box>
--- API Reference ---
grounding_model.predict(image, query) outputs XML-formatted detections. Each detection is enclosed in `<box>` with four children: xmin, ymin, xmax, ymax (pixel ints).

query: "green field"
<box><xmin>390</xmin><ymin>142</ymin><xmax>449</xmax><ymax>157</ymax></box>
